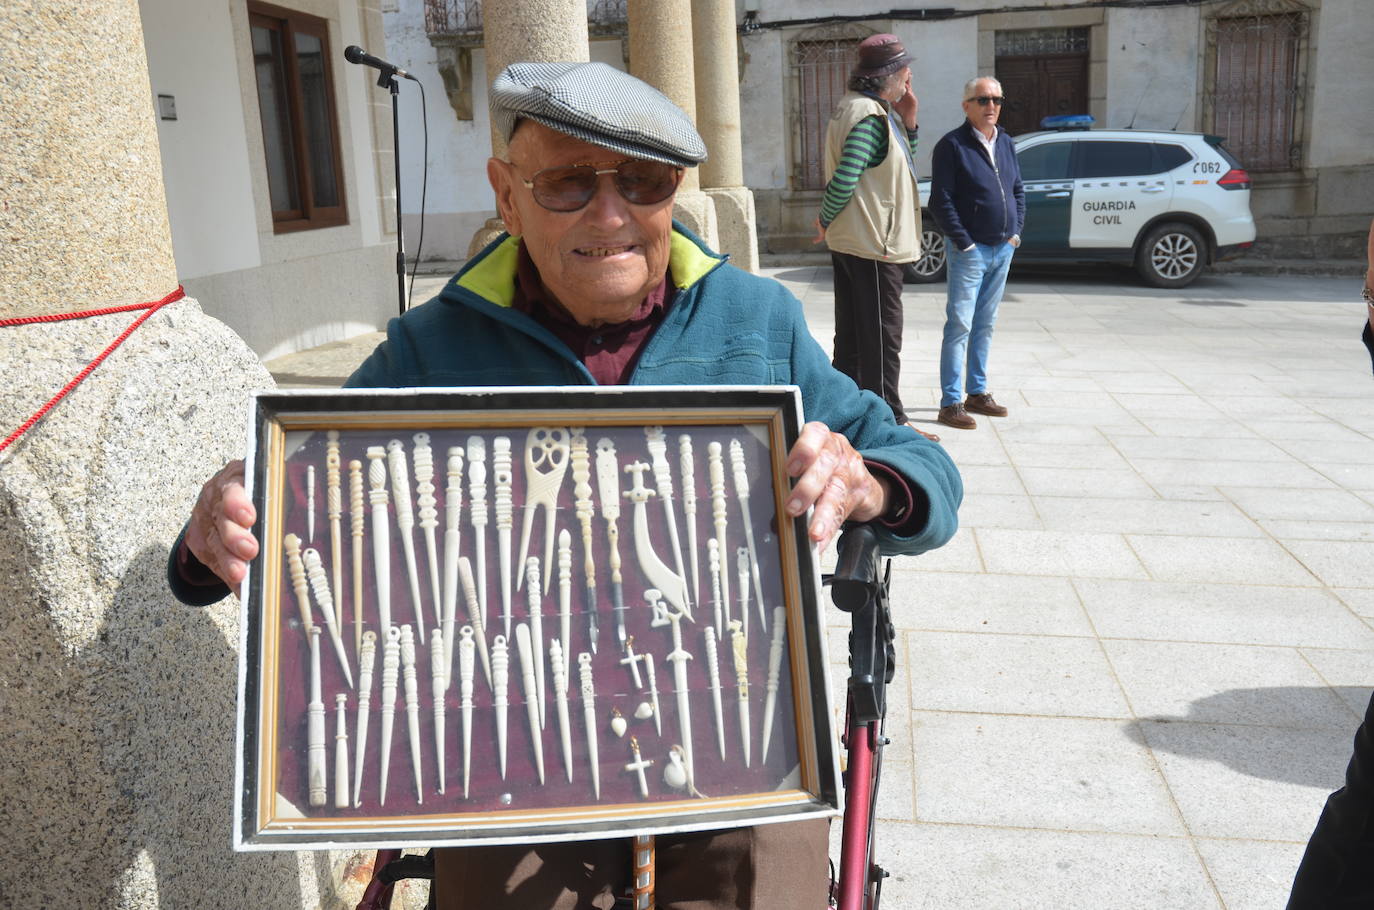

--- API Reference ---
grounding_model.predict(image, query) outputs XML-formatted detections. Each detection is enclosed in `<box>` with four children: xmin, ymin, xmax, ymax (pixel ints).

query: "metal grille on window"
<box><xmin>790</xmin><ymin>27</ymin><xmax>868</xmax><ymax>191</ymax></box>
<box><xmin>1206</xmin><ymin>9</ymin><xmax>1306</xmax><ymax>171</ymax></box>
<box><xmin>995</xmin><ymin>27</ymin><xmax>1089</xmax><ymax>58</ymax></box>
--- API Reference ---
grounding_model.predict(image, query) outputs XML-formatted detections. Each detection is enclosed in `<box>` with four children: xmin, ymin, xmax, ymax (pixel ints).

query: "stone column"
<box><xmin>691</xmin><ymin>0</ymin><xmax>759</xmax><ymax>272</ymax></box>
<box><xmin>466</xmin><ymin>0</ymin><xmax>591</xmax><ymax>256</ymax></box>
<box><xmin>627</xmin><ymin>0</ymin><xmax>720</xmax><ymax>249</ymax></box>
<box><xmin>2</xmin><ymin>2</ymin><xmax>430</xmax><ymax>908</ymax></box>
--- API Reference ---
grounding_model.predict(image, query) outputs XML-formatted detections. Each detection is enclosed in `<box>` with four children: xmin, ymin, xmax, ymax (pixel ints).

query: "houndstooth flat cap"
<box><xmin>491</xmin><ymin>61</ymin><xmax>707</xmax><ymax>168</ymax></box>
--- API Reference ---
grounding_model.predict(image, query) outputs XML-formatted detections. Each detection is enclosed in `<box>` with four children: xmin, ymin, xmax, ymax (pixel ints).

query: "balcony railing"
<box><xmin>424</xmin><ymin>0</ymin><xmax>627</xmax><ymax>40</ymax></box>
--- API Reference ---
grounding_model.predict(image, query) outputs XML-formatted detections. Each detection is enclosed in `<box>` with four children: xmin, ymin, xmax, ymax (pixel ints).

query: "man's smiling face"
<box><xmin>488</xmin><ymin>122</ymin><xmax>677</xmax><ymax>327</ymax></box>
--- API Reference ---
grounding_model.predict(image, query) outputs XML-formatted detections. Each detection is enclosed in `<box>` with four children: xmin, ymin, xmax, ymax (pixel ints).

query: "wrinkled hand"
<box><xmin>186</xmin><ymin>459</ymin><xmax>258</xmax><ymax>589</ymax></box>
<box><xmin>784</xmin><ymin>422</ymin><xmax>889</xmax><ymax>550</ymax></box>
<box><xmin>812</xmin><ymin>217</ymin><xmax>826</xmax><ymax>245</ymax></box>
<box><xmin>894</xmin><ymin>78</ymin><xmax>918</xmax><ymax>130</ymax></box>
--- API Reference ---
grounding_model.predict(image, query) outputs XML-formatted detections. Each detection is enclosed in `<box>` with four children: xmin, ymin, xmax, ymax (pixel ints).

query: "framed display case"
<box><xmin>233</xmin><ymin>386</ymin><xmax>839</xmax><ymax>851</ymax></box>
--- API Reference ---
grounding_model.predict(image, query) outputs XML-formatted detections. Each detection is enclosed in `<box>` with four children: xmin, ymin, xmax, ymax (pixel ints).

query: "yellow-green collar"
<box><xmin>454</xmin><ymin>229</ymin><xmax>722</xmax><ymax>309</ymax></box>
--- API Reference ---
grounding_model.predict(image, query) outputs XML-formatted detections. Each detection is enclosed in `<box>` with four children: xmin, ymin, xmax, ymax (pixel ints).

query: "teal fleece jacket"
<box><xmin>348</xmin><ymin>223</ymin><xmax>961</xmax><ymax>557</ymax></box>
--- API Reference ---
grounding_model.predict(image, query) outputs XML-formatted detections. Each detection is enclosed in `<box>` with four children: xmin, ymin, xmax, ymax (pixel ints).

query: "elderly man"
<box><xmin>815</xmin><ymin>34</ymin><xmax>924</xmax><ymax>433</ymax></box>
<box><xmin>170</xmin><ymin>62</ymin><xmax>961</xmax><ymax>909</ymax></box>
<box><xmin>929</xmin><ymin>75</ymin><xmax>1025</xmax><ymax>431</ymax></box>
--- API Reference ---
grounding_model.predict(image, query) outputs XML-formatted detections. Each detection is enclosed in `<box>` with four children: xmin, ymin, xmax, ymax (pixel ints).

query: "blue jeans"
<box><xmin>940</xmin><ymin>239</ymin><xmax>1014</xmax><ymax>408</ymax></box>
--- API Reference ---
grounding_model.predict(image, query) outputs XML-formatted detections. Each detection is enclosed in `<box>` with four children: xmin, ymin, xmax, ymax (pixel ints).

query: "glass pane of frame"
<box><xmin>235</xmin><ymin>388</ymin><xmax>839</xmax><ymax>851</ymax></box>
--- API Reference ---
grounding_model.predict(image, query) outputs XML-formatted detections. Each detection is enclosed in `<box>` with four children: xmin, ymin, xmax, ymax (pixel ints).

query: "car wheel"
<box><xmin>903</xmin><ymin>229</ymin><xmax>946</xmax><ymax>283</ymax></box>
<box><xmin>1135</xmin><ymin>222</ymin><xmax>1205</xmax><ymax>288</ymax></box>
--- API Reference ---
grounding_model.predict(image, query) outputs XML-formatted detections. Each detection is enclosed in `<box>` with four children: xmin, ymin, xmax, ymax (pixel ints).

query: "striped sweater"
<box><xmin>819</xmin><ymin>115</ymin><xmax>919</xmax><ymax>226</ymax></box>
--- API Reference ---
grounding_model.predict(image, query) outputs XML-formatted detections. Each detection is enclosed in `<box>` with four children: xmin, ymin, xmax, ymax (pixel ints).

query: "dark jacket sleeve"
<box><xmin>1007</xmin><ymin>134</ymin><xmax>1026</xmax><ymax>236</ymax></box>
<box><xmin>166</xmin><ymin>525</ymin><xmax>232</xmax><ymax>606</ymax></box>
<box><xmin>929</xmin><ymin>135</ymin><xmax>973</xmax><ymax>252</ymax></box>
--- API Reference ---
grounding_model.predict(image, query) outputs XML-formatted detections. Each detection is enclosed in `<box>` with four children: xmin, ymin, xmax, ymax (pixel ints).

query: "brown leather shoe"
<box><xmin>964</xmin><ymin>393</ymin><xmax>1008</xmax><ymax>417</ymax></box>
<box><xmin>937</xmin><ymin>403</ymin><xmax>977</xmax><ymax>430</ymax></box>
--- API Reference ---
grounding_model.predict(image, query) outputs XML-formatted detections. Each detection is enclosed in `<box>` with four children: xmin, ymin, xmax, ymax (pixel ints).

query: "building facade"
<box><xmin>739</xmin><ymin>0</ymin><xmax>1372</xmax><ymax>258</ymax></box>
<box><xmin>386</xmin><ymin>0</ymin><xmax>1370</xmax><ymax>263</ymax></box>
<box><xmin>140</xmin><ymin>0</ymin><xmax>399</xmax><ymax>359</ymax></box>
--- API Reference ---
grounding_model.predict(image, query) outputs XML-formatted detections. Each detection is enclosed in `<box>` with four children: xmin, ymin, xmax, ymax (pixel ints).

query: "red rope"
<box><xmin>0</xmin><ymin>286</ymin><xmax>186</xmax><ymax>454</ymax></box>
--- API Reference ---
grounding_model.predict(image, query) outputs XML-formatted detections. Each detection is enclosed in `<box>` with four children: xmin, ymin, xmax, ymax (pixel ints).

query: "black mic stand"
<box><xmin>375</xmin><ymin>67</ymin><xmax>406</xmax><ymax>318</ymax></box>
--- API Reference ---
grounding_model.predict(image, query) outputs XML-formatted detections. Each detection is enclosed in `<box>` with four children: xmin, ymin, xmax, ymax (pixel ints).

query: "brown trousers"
<box><xmin>433</xmin><ymin>818</ymin><xmax>829</xmax><ymax>909</ymax></box>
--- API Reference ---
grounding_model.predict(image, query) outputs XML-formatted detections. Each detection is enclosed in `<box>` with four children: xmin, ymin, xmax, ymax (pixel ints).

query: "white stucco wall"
<box><xmin>738</xmin><ymin>28</ymin><xmax>788</xmax><ymax>190</ymax></box>
<box><xmin>1308</xmin><ymin>0</ymin><xmax>1373</xmax><ymax>169</ymax></box>
<box><xmin>141</xmin><ymin>0</ymin><xmax>261</xmax><ymax>278</ymax></box>
<box><xmin>899</xmin><ymin>18</ymin><xmax>978</xmax><ymax>176</ymax></box>
<box><xmin>1104</xmin><ymin>8</ymin><xmax>1199</xmax><ymax>132</ymax></box>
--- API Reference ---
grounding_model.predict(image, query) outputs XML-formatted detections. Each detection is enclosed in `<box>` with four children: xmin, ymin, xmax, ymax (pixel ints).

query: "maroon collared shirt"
<box><xmin>512</xmin><ymin>241</ymin><xmax>670</xmax><ymax>385</ymax></box>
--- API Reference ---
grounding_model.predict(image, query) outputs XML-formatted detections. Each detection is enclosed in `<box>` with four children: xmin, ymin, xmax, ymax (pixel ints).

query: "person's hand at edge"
<box><xmin>894</xmin><ymin>77</ymin><xmax>919</xmax><ymax>131</ymax></box>
<box><xmin>812</xmin><ymin>217</ymin><xmax>827</xmax><ymax>245</ymax></box>
<box><xmin>783</xmin><ymin>421</ymin><xmax>889</xmax><ymax>551</ymax></box>
<box><xmin>185</xmin><ymin>459</ymin><xmax>258</xmax><ymax>589</ymax></box>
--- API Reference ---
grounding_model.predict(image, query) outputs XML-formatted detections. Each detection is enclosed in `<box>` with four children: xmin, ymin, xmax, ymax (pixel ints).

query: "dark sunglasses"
<box><xmin>968</xmin><ymin>95</ymin><xmax>1005</xmax><ymax>106</ymax></box>
<box><xmin>518</xmin><ymin>160</ymin><xmax>684</xmax><ymax>212</ymax></box>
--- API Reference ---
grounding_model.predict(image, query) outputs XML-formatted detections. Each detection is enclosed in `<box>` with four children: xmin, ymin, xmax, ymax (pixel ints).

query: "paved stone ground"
<box><xmin>266</xmin><ymin>265</ymin><xmax>1374</xmax><ymax>909</ymax></box>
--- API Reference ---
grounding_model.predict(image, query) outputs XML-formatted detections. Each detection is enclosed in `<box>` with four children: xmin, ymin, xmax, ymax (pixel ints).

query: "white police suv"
<box><xmin>910</xmin><ymin>117</ymin><xmax>1257</xmax><ymax>288</ymax></box>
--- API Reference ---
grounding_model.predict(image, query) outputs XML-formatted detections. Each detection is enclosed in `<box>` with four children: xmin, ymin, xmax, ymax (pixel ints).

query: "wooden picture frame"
<box><xmin>233</xmin><ymin>386</ymin><xmax>839</xmax><ymax>851</ymax></box>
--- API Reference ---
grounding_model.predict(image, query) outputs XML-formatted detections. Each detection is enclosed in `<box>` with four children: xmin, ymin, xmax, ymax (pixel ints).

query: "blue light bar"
<box><xmin>1040</xmin><ymin>114</ymin><xmax>1095</xmax><ymax>130</ymax></box>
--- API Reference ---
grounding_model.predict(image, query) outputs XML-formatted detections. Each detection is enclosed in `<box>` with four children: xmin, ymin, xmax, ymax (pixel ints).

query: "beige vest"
<box><xmin>822</xmin><ymin>92</ymin><xmax>921</xmax><ymax>263</ymax></box>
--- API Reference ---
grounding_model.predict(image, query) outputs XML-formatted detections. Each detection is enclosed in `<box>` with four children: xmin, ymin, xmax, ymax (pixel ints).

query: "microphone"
<box><xmin>344</xmin><ymin>45</ymin><xmax>416</xmax><ymax>81</ymax></box>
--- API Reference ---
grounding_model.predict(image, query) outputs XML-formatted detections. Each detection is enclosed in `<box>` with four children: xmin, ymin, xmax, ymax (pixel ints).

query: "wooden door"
<box><xmin>995</xmin><ymin>54</ymin><xmax>1088</xmax><ymax>136</ymax></box>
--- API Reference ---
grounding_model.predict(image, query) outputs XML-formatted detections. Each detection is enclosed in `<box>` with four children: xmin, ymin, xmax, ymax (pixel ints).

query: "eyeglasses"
<box><xmin>517</xmin><ymin>160</ymin><xmax>684</xmax><ymax>212</ymax></box>
<box><xmin>967</xmin><ymin>96</ymin><xmax>1005</xmax><ymax>107</ymax></box>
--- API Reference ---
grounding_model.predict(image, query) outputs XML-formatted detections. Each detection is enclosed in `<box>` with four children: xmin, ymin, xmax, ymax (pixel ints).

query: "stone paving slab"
<box><xmin>264</xmin><ymin>267</ymin><xmax>1373</xmax><ymax>909</ymax></box>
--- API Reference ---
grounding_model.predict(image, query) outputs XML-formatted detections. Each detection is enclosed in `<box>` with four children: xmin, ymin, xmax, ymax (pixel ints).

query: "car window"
<box><xmin>1075</xmin><ymin>141</ymin><xmax>1155</xmax><ymax>179</ymax></box>
<box><xmin>1017</xmin><ymin>142</ymin><xmax>1072</xmax><ymax>181</ymax></box>
<box><xmin>1154</xmin><ymin>143</ymin><xmax>1193</xmax><ymax>171</ymax></box>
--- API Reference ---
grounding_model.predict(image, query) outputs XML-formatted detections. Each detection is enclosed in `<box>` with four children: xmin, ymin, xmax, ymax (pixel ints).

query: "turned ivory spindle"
<box><xmin>388</xmin><ymin>440</ymin><xmax>426</xmax><ymax>641</ymax></box>
<box><xmin>282</xmin><ymin>533</ymin><xmax>313</xmax><ymax>635</ymax></box>
<box><xmin>303</xmin><ymin>547</ymin><xmax>353</xmax><ymax>688</ymax></box>
<box><xmin>326</xmin><ymin>431</ymin><xmax>344</xmax><ymax>633</ymax></box>
<box><xmin>430</xmin><ymin>627</ymin><xmax>447</xmax><ymax>795</ymax></box>
<box><xmin>708</xmin><ymin>537</ymin><xmax>724</xmax><ymax>637</ymax></box>
<box><xmin>379</xmin><ymin>625</ymin><xmax>400</xmax><ymax>804</ymax></box>
<box><xmin>704</xmin><ymin>625</ymin><xmax>726</xmax><ymax>760</ymax></box>
<box><xmin>579</xmin><ymin>652</ymin><xmax>600</xmax><ymax>799</ymax></box>
<box><xmin>349</xmin><ymin>459</ymin><xmax>365</xmax><ymax>656</ymax></box>
<box><xmin>736</xmin><ymin>547</ymin><xmax>752</xmax><ymax>638</ymax></box>
<box><xmin>525</xmin><ymin>557</ymin><xmax>546</xmax><ymax>729</ymax></box>
<box><xmin>306</xmin><ymin>464</ymin><xmax>316</xmax><ymax>545</ymax></box>
<box><xmin>550</xmin><ymin>638</ymin><xmax>574</xmax><ymax>783</ymax></box>
<box><xmin>557</xmin><ymin>528</ymin><xmax>572</xmax><ymax>671</ymax></box>
<box><xmin>729</xmin><ymin>618</ymin><xmax>751</xmax><ymax>768</ymax></box>
<box><xmin>595</xmin><ymin>437</ymin><xmax>624</xmax><ymax>651</ymax></box>
<box><xmin>707</xmin><ymin>443</ymin><xmax>731</xmax><ymax>631</ymax></box>
<box><xmin>457</xmin><ymin>556</ymin><xmax>492</xmax><ymax>690</ymax></box>
<box><xmin>730</xmin><ymin>439</ymin><xmax>768</xmax><ymax>634</ymax></box>
<box><xmin>570</xmin><ymin>430</ymin><xmax>597</xmax><ymax>650</ymax></box>
<box><xmin>352</xmin><ymin>630</ymin><xmax>377</xmax><ymax>807</ymax></box>
<box><xmin>399</xmin><ymin>624</ymin><xmax>424</xmax><ymax>803</ymax></box>
<box><xmin>366</xmin><ymin>448</ymin><xmax>392</xmax><ymax>640</ymax></box>
<box><xmin>334</xmin><ymin>693</ymin><xmax>349</xmax><ymax>809</ymax></box>
<box><xmin>644</xmin><ymin>652</ymin><xmax>662</xmax><ymax>737</ymax></box>
<box><xmin>442</xmin><ymin>447</ymin><xmax>464</xmax><ymax>685</ymax></box>
<box><xmin>307</xmin><ymin>627</ymin><xmax>327</xmax><ymax>807</ymax></box>
<box><xmin>413</xmin><ymin>433</ymin><xmax>443</xmax><ymax>636</ymax></box>
<box><xmin>467</xmin><ymin>436</ymin><xmax>489</xmax><ymax>623</ymax></box>
<box><xmin>515</xmin><ymin>623</ymin><xmax>545</xmax><ymax>785</ymax></box>
<box><xmin>679</xmin><ymin>433</ymin><xmax>701</xmax><ymax>611</ymax></box>
<box><xmin>492</xmin><ymin>634</ymin><xmax>510</xmax><ymax>779</ymax></box>
<box><xmin>458</xmin><ymin>626</ymin><xmax>475</xmax><ymax>798</ymax></box>
<box><xmin>761</xmin><ymin>606</ymin><xmax>787</xmax><ymax>763</ymax></box>
<box><xmin>493</xmin><ymin>435</ymin><xmax>514</xmax><ymax>638</ymax></box>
